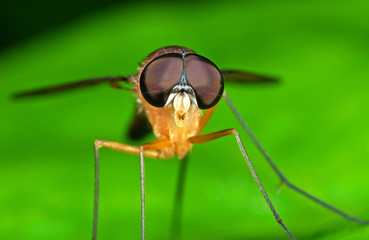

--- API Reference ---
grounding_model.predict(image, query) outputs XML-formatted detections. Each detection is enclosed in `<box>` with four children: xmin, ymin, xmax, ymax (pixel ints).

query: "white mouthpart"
<box><xmin>173</xmin><ymin>93</ymin><xmax>191</xmax><ymax>115</ymax></box>
<box><xmin>164</xmin><ymin>85</ymin><xmax>198</xmax><ymax>107</ymax></box>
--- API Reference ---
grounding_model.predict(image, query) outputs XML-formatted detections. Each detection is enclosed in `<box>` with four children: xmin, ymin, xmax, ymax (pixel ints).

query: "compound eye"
<box><xmin>140</xmin><ymin>54</ymin><xmax>183</xmax><ymax>107</ymax></box>
<box><xmin>184</xmin><ymin>54</ymin><xmax>224</xmax><ymax>109</ymax></box>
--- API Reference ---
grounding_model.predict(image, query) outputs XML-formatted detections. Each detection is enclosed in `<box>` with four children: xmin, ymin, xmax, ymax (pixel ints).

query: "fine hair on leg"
<box><xmin>223</xmin><ymin>92</ymin><xmax>369</xmax><ymax>225</ymax></box>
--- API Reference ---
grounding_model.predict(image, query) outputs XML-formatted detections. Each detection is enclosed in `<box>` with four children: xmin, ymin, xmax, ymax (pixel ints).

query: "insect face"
<box><xmin>139</xmin><ymin>50</ymin><xmax>224</xmax><ymax>127</ymax></box>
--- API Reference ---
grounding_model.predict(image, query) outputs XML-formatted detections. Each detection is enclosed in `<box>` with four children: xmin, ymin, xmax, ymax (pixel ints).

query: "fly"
<box><xmin>14</xmin><ymin>46</ymin><xmax>369</xmax><ymax>240</ymax></box>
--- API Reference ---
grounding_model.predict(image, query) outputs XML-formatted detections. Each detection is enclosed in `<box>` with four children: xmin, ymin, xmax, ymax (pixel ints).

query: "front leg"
<box><xmin>93</xmin><ymin>139</ymin><xmax>171</xmax><ymax>240</ymax></box>
<box><xmin>189</xmin><ymin>129</ymin><xmax>295</xmax><ymax>240</ymax></box>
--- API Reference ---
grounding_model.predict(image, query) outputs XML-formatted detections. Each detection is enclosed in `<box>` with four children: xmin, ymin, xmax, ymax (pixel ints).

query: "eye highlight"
<box><xmin>140</xmin><ymin>53</ymin><xmax>183</xmax><ymax>107</ymax></box>
<box><xmin>184</xmin><ymin>54</ymin><xmax>224</xmax><ymax>109</ymax></box>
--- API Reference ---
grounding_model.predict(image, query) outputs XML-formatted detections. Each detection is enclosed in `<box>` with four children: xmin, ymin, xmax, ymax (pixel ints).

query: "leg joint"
<box><xmin>94</xmin><ymin>139</ymin><xmax>105</xmax><ymax>148</ymax></box>
<box><xmin>229</xmin><ymin>128</ymin><xmax>238</xmax><ymax>136</ymax></box>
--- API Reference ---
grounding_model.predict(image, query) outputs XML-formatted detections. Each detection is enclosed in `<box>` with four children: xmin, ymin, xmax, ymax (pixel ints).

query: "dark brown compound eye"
<box><xmin>140</xmin><ymin>53</ymin><xmax>183</xmax><ymax>107</ymax></box>
<box><xmin>184</xmin><ymin>54</ymin><xmax>224</xmax><ymax>109</ymax></box>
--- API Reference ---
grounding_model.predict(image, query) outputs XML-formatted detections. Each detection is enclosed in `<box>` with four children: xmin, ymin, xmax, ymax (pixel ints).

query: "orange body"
<box><xmin>131</xmin><ymin>46</ymin><xmax>202</xmax><ymax>159</ymax></box>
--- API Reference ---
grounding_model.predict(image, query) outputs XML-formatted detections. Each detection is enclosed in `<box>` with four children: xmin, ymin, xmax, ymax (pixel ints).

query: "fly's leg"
<box><xmin>93</xmin><ymin>139</ymin><xmax>170</xmax><ymax>240</ymax></box>
<box><xmin>189</xmin><ymin>129</ymin><xmax>296</xmax><ymax>240</ymax></box>
<box><xmin>223</xmin><ymin>92</ymin><xmax>369</xmax><ymax>225</ymax></box>
<box><xmin>170</xmin><ymin>155</ymin><xmax>190</xmax><ymax>240</ymax></box>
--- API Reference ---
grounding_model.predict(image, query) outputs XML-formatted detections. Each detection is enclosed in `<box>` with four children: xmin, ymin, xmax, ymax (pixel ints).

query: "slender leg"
<box><xmin>223</xmin><ymin>92</ymin><xmax>369</xmax><ymax>225</ymax></box>
<box><xmin>92</xmin><ymin>145</ymin><xmax>99</xmax><ymax>240</ymax></box>
<box><xmin>170</xmin><ymin>155</ymin><xmax>190</xmax><ymax>240</ymax></box>
<box><xmin>92</xmin><ymin>139</ymin><xmax>171</xmax><ymax>240</ymax></box>
<box><xmin>138</xmin><ymin>140</ymin><xmax>171</xmax><ymax>240</ymax></box>
<box><xmin>139</xmin><ymin>149</ymin><xmax>145</xmax><ymax>240</ymax></box>
<box><xmin>189</xmin><ymin>129</ymin><xmax>296</xmax><ymax>240</ymax></box>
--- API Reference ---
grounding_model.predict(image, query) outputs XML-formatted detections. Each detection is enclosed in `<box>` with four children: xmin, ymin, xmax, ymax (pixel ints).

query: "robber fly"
<box><xmin>14</xmin><ymin>46</ymin><xmax>369</xmax><ymax>240</ymax></box>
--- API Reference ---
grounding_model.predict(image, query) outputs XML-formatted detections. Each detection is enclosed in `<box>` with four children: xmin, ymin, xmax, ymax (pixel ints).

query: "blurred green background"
<box><xmin>1</xmin><ymin>0</ymin><xmax>369</xmax><ymax>239</ymax></box>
